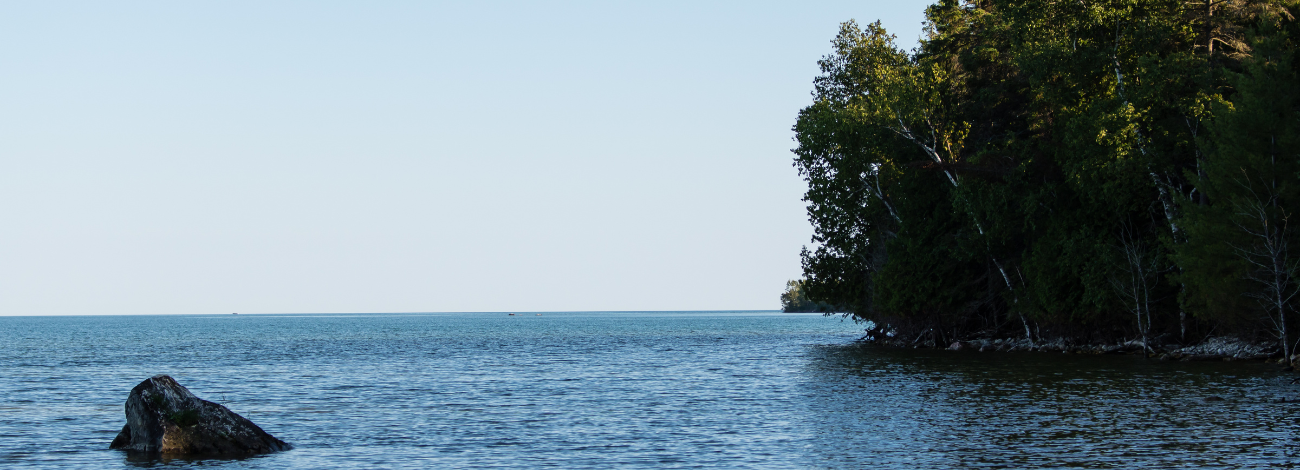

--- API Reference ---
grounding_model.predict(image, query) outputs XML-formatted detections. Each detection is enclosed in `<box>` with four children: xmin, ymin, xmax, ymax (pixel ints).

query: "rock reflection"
<box><xmin>120</xmin><ymin>451</ymin><xmax>270</xmax><ymax>468</ymax></box>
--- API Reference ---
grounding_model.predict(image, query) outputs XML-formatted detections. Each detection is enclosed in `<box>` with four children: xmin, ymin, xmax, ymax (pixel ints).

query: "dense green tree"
<box><xmin>780</xmin><ymin>279</ymin><xmax>836</xmax><ymax>313</ymax></box>
<box><xmin>794</xmin><ymin>0</ymin><xmax>1300</xmax><ymax>351</ymax></box>
<box><xmin>1177</xmin><ymin>12</ymin><xmax>1300</xmax><ymax>357</ymax></box>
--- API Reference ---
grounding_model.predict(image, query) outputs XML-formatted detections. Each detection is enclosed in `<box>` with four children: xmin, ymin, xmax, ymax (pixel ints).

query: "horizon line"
<box><xmin>0</xmin><ymin>309</ymin><xmax>795</xmax><ymax>318</ymax></box>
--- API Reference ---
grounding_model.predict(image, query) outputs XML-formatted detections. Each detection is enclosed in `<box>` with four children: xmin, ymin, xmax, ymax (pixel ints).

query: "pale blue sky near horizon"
<box><xmin>0</xmin><ymin>1</ymin><xmax>932</xmax><ymax>315</ymax></box>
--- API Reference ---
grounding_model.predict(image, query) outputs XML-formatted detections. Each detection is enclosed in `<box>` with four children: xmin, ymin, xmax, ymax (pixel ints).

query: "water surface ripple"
<box><xmin>0</xmin><ymin>312</ymin><xmax>1296</xmax><ymax>468</ymax></box>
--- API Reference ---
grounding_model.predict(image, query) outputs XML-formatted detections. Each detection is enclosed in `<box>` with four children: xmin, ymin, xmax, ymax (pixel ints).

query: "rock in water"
<box><xmin>109</xmin><ymin>375</ymin><xmax>291</xmax><ymax>456</ymax></box>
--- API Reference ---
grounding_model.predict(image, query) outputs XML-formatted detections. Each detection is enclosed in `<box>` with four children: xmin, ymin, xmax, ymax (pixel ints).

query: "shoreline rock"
<box><xmin>865</xmin><ymin>335</ymin><xmax>1280</xmax><ymax>362</ymax></box>
<box><xmin>109</xmin><ymin>375</ymin><xmax>291</xmax><ymax>457</ymax></box>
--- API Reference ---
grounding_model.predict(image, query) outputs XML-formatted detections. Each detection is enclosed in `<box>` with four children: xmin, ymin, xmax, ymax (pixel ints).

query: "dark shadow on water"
<box><xmin>797</xmin><ymin>343</ymin><xmax>1300</xmax><ymax>468</ymax></box>
<box><xmin>119</xmin><ymin>449</ymin><xmax>278</xmax><ymax>468</ymax></box>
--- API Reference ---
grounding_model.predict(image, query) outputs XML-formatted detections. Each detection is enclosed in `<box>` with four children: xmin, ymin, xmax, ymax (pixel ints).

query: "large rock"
<box><xmin>109</xmin><ymin>375</ymin><xmax>291</xmax><ymax>456</ymax></box>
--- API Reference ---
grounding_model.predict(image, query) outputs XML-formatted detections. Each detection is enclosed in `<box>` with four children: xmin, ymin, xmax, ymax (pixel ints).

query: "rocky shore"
<box><xmin>874</xmin><ymin>335</ymin><xmax>1284</xmax><ymax>362</ymax></box>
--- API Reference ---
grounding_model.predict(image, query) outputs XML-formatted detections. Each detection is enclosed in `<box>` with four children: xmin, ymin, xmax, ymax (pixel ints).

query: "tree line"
<box><xmin>792</xmin><ymin>0</ymin><xmax>1300</xmax><ymax>355</ymax></box>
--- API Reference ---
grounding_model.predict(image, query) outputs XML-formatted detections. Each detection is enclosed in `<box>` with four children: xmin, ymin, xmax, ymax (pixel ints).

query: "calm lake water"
<box><xmin>1</xmin><ymin>312</ymin><xmax>1297</xmax><ymax>468</ymax></box>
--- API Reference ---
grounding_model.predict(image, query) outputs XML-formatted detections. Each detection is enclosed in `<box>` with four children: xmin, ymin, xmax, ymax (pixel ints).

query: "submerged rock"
<box><xmin>109</xmin><ymin>375</ymin><xmax>290</xmax><ymax>456</ymax></box>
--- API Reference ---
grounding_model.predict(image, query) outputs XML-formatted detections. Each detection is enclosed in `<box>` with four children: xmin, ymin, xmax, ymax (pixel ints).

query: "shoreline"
<box><xmin>863</xmin><ymin>335</ymin><xmax>1288</xmax><ymax>364</ymax></box>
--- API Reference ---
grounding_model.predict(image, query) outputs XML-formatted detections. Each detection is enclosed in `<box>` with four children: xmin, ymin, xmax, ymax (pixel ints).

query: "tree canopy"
<box><xmin>794</xmin><ymin>0</ymin><xmax>1300</xmax><ymax>352</ymax></box>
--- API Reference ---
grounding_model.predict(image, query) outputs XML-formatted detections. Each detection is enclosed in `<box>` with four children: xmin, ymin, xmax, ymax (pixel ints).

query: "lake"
<box><xmin>1</xmin><ymin>312</ymin><xmax>1297</xmax><ymax>468</ymax></box>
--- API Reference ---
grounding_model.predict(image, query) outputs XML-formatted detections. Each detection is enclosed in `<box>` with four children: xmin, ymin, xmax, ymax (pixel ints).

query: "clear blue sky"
<box><xmin>0</xmin><ymin>1</ymin><xmax>932</xmax><ymax>315</ymax></box>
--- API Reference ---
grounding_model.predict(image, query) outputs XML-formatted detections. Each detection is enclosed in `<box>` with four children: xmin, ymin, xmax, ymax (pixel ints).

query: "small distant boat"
<box><xmin>508</xmin><ymin>313</ymin><xmax>515</xmax><ymax>316</ymax></box>
<box><xmin>232</xmin><ymin>313</ymin><xmax>238</xmax><ymax>315</ymax></box>
<box><xmin>536</xmin><ymin>313</ymin><xmax>542</xmax><ymax>316</ymax></box>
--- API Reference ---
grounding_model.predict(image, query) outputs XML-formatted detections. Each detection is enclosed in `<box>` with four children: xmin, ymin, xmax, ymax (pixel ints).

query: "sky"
<box><xmin>0</xmin><ymin>1</ymin><xmax>933</xmax><ymax>315</ymax></box>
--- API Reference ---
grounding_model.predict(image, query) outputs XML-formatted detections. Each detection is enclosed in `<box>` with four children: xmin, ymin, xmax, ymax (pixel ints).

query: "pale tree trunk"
<box><xmin>887</xmin><ymin>111</ymin><xmax>1034</xmax><ymax>345</ymax></box>
<box><xmin>1112</xmin><ymin>222</ymin><xmax>1160</xmax><ymax>356</ymax></box>
<box><xmin>1113</xmin><ymin>22</ymin><xmax>1185</xmax><ymax>239</ymax></box>
<box><xmin>862</xmin><ymin>163</ymin><xmax>901</xmax><ymax>226</ymax></box>
<box><xmin>1110</xmin><ymin>22</ymin><xmax>1195</xmax><ymax>349</ymax></box>
<box><xmin>1232</xmin><ymin>180</ymin><xmax>1298</xmax><ymax>364</ymax></box>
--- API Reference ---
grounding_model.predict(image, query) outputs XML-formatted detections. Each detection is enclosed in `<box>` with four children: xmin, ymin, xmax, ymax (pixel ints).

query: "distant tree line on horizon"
<box><xmin>792</xmin><ymin>0</ymin><xmax>1300</xmax><ymax>356</ymax></box>
<box><xmin>780</xmin><ymin>279</ymin><xmax>838</xmax><ymax>313</ymax></box>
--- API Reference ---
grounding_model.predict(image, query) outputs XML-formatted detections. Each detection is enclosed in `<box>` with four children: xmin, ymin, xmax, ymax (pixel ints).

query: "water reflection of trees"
<box><xmin>796</xmin><ymin>345</ymin><xmax>1299</xmax><ymax>467</ymax></box>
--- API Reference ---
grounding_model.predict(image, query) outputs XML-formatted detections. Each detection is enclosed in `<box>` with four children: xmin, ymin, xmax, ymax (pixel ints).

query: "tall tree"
<box><xmin>1178</xmin><ymin>12</ymin><xmax>1300</xmax><ymax>356</ymax></box>
<box><xmin>794</xmin><ymin>0</ymin><xmax>1300</xmax><ymax>351</ymax></box>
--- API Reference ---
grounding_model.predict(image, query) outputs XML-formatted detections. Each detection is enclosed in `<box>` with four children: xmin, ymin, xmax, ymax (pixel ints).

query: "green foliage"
<box><xmin>795</xmin><ymin>0</ymin><xmax>1300</xmax><ymax>348</ymax></box>
<box><xmin>780</xmin><ymin>279</ymin><xmax>833</xmax><ymax>313</ymax></box>
<box><xmin>1177</xmin><ymin>13</ymin><xmax>1300</xmax><ymax>335</ymax></box>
